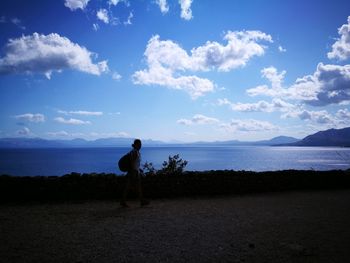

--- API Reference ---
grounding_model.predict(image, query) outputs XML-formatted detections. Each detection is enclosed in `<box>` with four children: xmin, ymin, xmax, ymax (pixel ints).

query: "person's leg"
<box><xmin>120</xmin><ymin>174</ymin><xmax>130</xmax><ymax>207</ymax></box>
<box><xmin>137</xmin><ymin>173</ymin><xmax>149</xmax><ymax>206</ymax></box>
<box><xmin>137</xmin><ymin>173</ymin><xmax>144</xmax><ymax>200</ymax></box>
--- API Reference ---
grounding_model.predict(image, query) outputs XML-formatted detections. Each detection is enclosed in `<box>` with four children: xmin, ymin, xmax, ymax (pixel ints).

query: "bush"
<box><xmin>143</xmin><ymin>161</ymin><xmax>157</xmax><ymax>176</ymax></box>
<box><xmin>142</xmin><ymin>154</ymin><xmax>188</xmax><ymax>176</ymax></box>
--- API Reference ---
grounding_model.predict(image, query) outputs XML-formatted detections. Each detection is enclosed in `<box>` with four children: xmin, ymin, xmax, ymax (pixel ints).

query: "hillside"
<box><xmin>288</xmin><ymin>127</ymin><xmax>350</xmax><ymax>147</ymax></box>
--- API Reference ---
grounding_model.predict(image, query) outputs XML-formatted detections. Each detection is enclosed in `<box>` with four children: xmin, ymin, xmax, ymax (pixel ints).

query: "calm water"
<box><xmin>0</xmin><ymin>146</ymin><xmax>350</xmax><ymax>176</ymax></box>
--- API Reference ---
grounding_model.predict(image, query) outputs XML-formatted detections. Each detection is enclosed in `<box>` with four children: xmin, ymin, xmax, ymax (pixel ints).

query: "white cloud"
<box><xmin>97</xmin><ymin>9</ymin><xmax>109</xmax><ymax>24</ymax></box>
<box><xmin>136</xmin><ymin>35</ymin><xmax>192</xmax><ymax>71</ymax></box>
<box><xmin>47</xmin><ymin>130</ymin><xmax>130</xmax><ymax>139</ymax></box>
<box><xmin>133</xmin><ymin>32</ymin><xmax>272</xmax><ymax>98</ymax></box>
<box><xmin>109</xmin><ymin>112</ymin><xmax>121</xmax><ymax>115</ymax></box>
<box><xmin>293</xmin><ymin>63</ymin><xmax>350</xmax><ymax>105</ymax></box>
<box><xmin>292</xmin><ymin>109</ymin><xmax>350</xmax><ymax>130</ymax></box>
<box><xmin>16</xmin><ymin>127</ymin><xmax>31</xmax><ymax>136</ymax></box>
<box><xmin>11</xmin><ymin>17</ymin><xmax>25</xmax><ymax>30</ymax></box>
<box><xmin>283</xmin><ymin>109</ymin><xmax>334</xmax><ymax>124</ymax></box>
<box><xmin>97</xmin><ymin>60</ymin><xmax>109</xmax><ymax>72</ymax></box>
<box><xmin>218</xmin><ymin>98</ymin><xmax>296</xmax><ymax>113</ymax></box>
<box><xmin>92</xmin><ymin>23</ymin><xmax>99</xmax><ymax>31</ymax></box>
<box><xmin>47</xmin><ymin>131</ymin><xmax>70</xmax><ymax>137</ymax></box>
<box><xmin>232</xmin><ymin>101</ymin><xmax>275</xmax><ymax>112</ymax></box>
<box><xmin>14</xmin><ymin>113</ymin><xmax>45</xmax><ymax>123</ymax></box>
<box><xmin>177</xmin><ymin>114</ymin><xmax>219</xmax><ymax>125</ymax></box>
<box><xmin>73</xmin><ymin>111</ymin><xmax>102</xmax><ymax>116</ymax></box>
<box><xmin>270</xmin><ymin>98</ymin><xmax>297</xmax><ymax>111</ymax></box>
<box><xmin>132</xmin><ymin>50</ymin><xmax>214</xmax><ymax>99</ymax></box>
<box><xmin>246</xmin><ymin>85</ymin><xmax>270</xmax><ymax>97</ymax></box>
<box><xmin>54</xmin><ymin>117</ymin><xmax>91</xmax><ymax>125</ymax></box>
<box><xmin>280</xmin><ymin>107</ymin><xmax>350</xmax><ymax>128</ymax></box>
<box><xmin>278</xmin><ymin>45</ymin><xmax>286</xmax><ymax>52</ymax></box>
<box><xmin>179</xmin><ymin>0</ymin><xmax>193</xmax><ymax>20</ymax></box>
<box><xmin>96</xmin><ymin>10</ymin><xmax>119</xmax><ymax>26</ymax></box>
<box><xmin>58</xmin><ymin>110</ymin><xmax>103</xmax><ymax>116</ymax></box>
<box><xmin>246</xmin><ymin>67</ymin><xmax>286</xmax><ymax>97</ymax></box>
<box><xmin>247</xmin><ymin>64</ymin><xmax>350</xmax><ymax>105</ymax></box>
<box><xmin>154</xmin><ymin>0</ymin><xmax>193</xmax><ymax>20</ymax></box>
<box><xmin>65</xmin><ymin>0</ymin><xmax>125</xmax><ymax>27</ymax></box>
<box><xmin>336</xmin><ymin>109</ymin><xmax>350</xmax><ymax>127</ymax></box>
<box><xmin>160</xmin><ymin>72</ymin><xmax>214</xmax><ymax>99</ymax></box>
<box><xmin>191</xmin><ymin>31</ymin><xmax>273</xmax><ymax>72</ymax></box>
<box><xmin>89</xmin><ymin>131</ymin><xmax>130</xmax><ymax>138</ymax></box>
<box><xmin>247</xmin><ymin>67</ymin><xmax>290</xmax><ymax>97</ymax></box>
<box><xmin>112</xmin><ymin>72</ymin><xmax>122</xmax><ymax>80</ymax></box>
<box><xmin>336</xmin><ymin>108</ymin><xmax>350</xmax><ymax>119</ymax></box>
<box><xmin>301</xmin><ymin>110</ymin><xmax>332</xmax><ymax>124</ymax></box>
<box><xmin>142</xmin><ymin>31</ymin><xmax>272</xmax><ymax>72</ymax></box>
<box><xmin>220</xmin><ymin>119</ymin><xmax>278</xmax><ymax>132</ymax></box>
<box><xmin>0</xmin><ymin>16</ymin><xmax>26</xmax><ymax>30</ymax></box>
<box><xmin>192</xmin><ymin>114</ymin><xmax>219</xmax><ymax>124</ymax></box>
<box><xmin>0</xmin><ymin>33</ymin><xmax>108</xmax><ymax>78</ymax></box>
<box><xmin>261</xmin><ymin>66</ymin><xmax>286</xmax><ymax>89</ymax></box>
<box><xmin>328</xmin><ymin>16</ymin><xmax>350</xmax><ymax>60</ymax></box>
<box><xmin>177</xmin><ymin>119</ymin><xmax>192</xmax><ymax>126</ymax></box>
<box><xmin>177</xmin><ymin>114</ymin><xmax>280</xmax><ymax>136</ymax></box>
<box><xmin>124</xmin><ymin>12</ymin><xmax>133</xmax><ymax>25</ymax></box>
<box><xmin>218</xmin><ymin>96</ymin><xmax>339</xmax><ymax>127</ymax></box>
<box><xmin>115</xmin><ymin>131</ymin><xmax>129</xmax><ymax>137</ymax></box>
<box><xmin>156</xmin><ymin>0</ymin><xmax>169</xmax><ymax>14</ymax></box>
<box><xmin>64</xmin><ymin>0</ymin><xmax>90</xmax><ymax>11</ymax></box>
<box><xmin>108</xmin><ymin>0</ymin><xmax>120</xmax><ymax>6</ymax></box>
<box><xmin>108</xmin><ymin>0</ymin><xmax>129</xmax><ymax>6</ymax></box>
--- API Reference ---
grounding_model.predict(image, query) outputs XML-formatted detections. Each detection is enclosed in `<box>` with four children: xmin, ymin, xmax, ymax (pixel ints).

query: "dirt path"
<box><xmin>1</xmin><ymin>190</ymin><xmax>350</xmax><ymax>262</ymax></box>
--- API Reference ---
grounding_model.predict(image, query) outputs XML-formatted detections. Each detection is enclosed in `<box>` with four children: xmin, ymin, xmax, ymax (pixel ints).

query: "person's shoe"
<box><xmin>120</xmin><ymin>201</ymin><xmax>129</xmax><ymax>208</ymax></box>
<box><xmin>140</xmin><ymin>200</ymin><xmax>150</xmax><ymax>207</ymax></box>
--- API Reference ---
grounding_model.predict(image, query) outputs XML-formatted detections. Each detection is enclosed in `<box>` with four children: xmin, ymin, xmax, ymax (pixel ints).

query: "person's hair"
<box><xmin>132</xmin><ymin>139</ymin><xmax>141</xmax><ymax>148</ymax></box>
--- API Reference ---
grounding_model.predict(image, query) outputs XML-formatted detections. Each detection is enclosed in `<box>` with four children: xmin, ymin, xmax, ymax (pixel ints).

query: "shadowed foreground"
<box><xmin>1</xmin><ymin>190</ymin><xmax>350</xmax><ymax>262</ymax></box>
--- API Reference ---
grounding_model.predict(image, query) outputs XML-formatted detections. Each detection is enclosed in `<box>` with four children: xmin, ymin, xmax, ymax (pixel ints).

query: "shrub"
<box><xmin>143</xmin><ymin>154</ymin><xmax>188</xmax><ymax>176</ymax></box>
<box><xmin>160</xmin><ymin>154</ymin><xmax>188</xmax><ymax>175</ymax></box>
<box><xmin>143</xmin><ymin>161</ymin><xmax>157</xmax><ymax>176</ymax></box>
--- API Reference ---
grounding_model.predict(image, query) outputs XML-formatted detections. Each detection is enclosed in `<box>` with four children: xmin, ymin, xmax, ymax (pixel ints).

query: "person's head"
<box><xmin>132</xmin><ymin>139</ymin><xmax>142</xmax><ymax>150</ymax></box>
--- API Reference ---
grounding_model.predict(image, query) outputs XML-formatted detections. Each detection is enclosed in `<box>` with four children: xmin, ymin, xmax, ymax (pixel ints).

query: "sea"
<box><xmin>0</xmin><ymin>146</ymin><xmax>350</xmax><ymax>176</ymax></box>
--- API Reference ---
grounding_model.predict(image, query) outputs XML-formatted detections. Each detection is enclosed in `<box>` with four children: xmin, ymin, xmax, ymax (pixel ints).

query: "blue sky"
<box><xmin>1</xmin><ymin>0</ymin><xmax>350</xmax><ymax>142</ymax></box>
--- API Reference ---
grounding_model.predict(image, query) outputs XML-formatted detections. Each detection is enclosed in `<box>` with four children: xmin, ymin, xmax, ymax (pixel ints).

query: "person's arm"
<box><xmin>129</xmin><ymin>150</ymin><xmax>140</xmax><ymax>172</ymax></box>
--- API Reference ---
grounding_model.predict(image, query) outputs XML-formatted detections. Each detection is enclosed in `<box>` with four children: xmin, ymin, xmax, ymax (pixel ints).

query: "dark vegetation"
<box><xmin>143</xmin><ymin>154</ymin><xmax>188</xmax><ymax>176</ymax></box>
<box><xmin>1</xmin><ymin>154</ymin><xmax>350</xmax><ymax>203</ymax></box>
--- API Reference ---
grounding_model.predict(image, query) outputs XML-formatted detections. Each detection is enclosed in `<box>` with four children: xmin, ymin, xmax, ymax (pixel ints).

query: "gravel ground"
<box><xmin>1</xmin><ymin>190</ymin><xmax>350</xmax><ymax>263</ymax></box>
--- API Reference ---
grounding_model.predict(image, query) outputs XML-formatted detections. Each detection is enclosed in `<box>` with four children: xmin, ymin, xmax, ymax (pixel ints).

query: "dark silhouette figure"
<box><xmin>120</xmin><ymin>139</ymin><xmax>150</xmax><ymax>208</ymax></box>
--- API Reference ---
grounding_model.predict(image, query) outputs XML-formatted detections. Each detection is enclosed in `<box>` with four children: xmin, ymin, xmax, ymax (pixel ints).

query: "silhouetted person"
<box><xmin>120</xmin><ymin>139</ymin><xmax>150</xmax><ymax>208</ymax></box>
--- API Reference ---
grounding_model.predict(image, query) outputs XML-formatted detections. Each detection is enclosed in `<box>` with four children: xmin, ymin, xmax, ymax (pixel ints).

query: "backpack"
<box><xmin>118</xmin><ymin>152</ymin><xmax>131</xmax><ymax>172</ymax></box>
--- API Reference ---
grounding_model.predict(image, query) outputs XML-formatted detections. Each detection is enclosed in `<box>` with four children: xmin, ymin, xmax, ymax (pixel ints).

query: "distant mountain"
<box><xmin>0</xmin><ymin>138</ymin><xmax>63</xmax><ymax>148</ymax></box>
<box><xmin>0</xmin><ymin>136</ymin><xmax>300</xmax><ymax>148</ymax></box>
<box><xmin>188</xmin><ymin>136</ymin><xmax>299</xmax><ymax>146</ymax></box>
<box><xmin>89</xmin><ymin>138</ymin><xmax>165</xmax><ymax>147</ymax></box>
<box><xmin>286</xmin><ymin>127</ymin><xmax>350</xmax><ymax>147</ymax></box>
<box><xmin>253</xmin><ymin>136</ymin><xmax>300</xmax><ymax>145</ymax></box>
<box><xmin>0</xmin><ymin>137</ymin><xmax>166</xmax><ymax>148</ymax></box>
<box><xmin>2</xmin><ymin>127</ymin><xmax>349</xmax><ymax>148</ymax></box>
